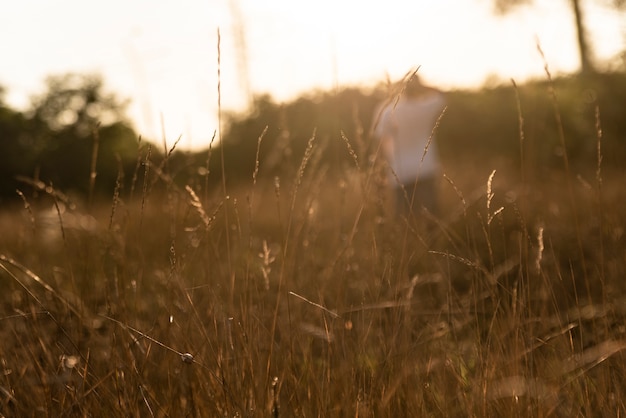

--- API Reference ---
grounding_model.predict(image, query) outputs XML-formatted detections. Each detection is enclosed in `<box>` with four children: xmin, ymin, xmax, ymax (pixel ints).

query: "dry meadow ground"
<box><xmin>1</xmin><ymin>139</ymin><xmax>625</xmax><ymax>417</ymax></box>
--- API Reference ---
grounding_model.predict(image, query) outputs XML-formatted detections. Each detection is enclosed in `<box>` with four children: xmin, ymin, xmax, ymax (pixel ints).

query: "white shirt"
<box><xmin>374</xmin><ymin>92</ymin><xmax>445</xmax><ymax>184</ymax></box>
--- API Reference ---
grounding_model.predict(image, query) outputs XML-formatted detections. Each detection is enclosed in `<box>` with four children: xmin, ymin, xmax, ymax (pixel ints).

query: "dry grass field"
<box><xmin>1</xmin><ymin>77</ymin><xmax>626</xmax><ymax>417</ymax></box>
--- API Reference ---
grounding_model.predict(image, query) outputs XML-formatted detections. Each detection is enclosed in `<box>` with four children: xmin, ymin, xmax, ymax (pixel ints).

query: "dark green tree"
<box><xmin>26</xmin><ymin>73</ymin><xmax>139</xmax><ymax>198</ymax></box>
<box><xmin>214</xmin><ymin>88</ymin><xmax>385</xmax><ymax>184</ymax></box>
<box><xmin>0</xmin><ymin>86</ymin><xmax>38</xmax><ymax>200</ymax></box>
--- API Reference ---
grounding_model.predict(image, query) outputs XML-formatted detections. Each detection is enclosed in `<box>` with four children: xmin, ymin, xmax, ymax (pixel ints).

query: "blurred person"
<box><xmin>373</xmin><ymin>74</ymin><xmax>446</xmax><ymax>219</ymax></box>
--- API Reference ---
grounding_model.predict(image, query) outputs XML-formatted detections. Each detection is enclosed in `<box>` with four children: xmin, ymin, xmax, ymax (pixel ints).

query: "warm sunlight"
<box><xmin>1</xmin><ymin>0</ymin><xmax>624</xmax><ymax>150</ymax></box>
<box><xmin>3</xmin><ymin>3</ymin><xmax>626</xmax><ymax>415</ymax></box>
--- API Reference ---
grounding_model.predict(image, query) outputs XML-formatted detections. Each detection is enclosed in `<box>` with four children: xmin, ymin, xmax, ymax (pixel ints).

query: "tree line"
<box><xmin>1</xmin><ymin>70</ymin><xmax>625</xmax><ymax>204</ymax></box>
<box><xmin>0</xmin><ymin>73</ymin><xmax>139</xmax><ymax>203</ymax></box>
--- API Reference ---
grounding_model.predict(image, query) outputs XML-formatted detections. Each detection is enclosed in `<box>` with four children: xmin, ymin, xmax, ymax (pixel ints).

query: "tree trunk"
<box><xmin>570</xmin><ymin>0</ymin><xmax>596</xmax><ymax>74</ymax></box>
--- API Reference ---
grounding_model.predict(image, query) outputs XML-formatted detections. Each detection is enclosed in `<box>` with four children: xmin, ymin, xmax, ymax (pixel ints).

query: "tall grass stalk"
<box><xmin>537</xmin><ymin>41</ymin><xmax>588</xmax><ymax>287</ymax></box>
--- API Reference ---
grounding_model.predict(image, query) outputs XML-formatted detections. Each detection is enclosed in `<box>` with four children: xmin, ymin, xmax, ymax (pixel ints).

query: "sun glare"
<box><xmin>0</xmin><ymin>0</ymin><xmax>624</xmax><ymax>150</ymax></box>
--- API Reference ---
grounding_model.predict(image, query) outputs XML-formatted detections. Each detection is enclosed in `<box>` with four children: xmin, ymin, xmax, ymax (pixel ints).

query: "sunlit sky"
<box><xmin>1</xmin><ymin>0</ymin><xmax>624</xmax><ymax>150</ymax></box>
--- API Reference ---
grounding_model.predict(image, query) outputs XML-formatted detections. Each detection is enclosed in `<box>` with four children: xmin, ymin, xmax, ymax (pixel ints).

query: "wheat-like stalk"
<box><xmin>185</xmin><ymin>185</ymin><xmax>210</xmax><ymax>230</ymax></box>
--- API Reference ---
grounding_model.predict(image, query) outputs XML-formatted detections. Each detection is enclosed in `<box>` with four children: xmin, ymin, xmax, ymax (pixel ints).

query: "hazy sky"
<box><xmin>1</xmin><ymin>0</ymin><xmax>624</xmax><ymax>150</ymax></box>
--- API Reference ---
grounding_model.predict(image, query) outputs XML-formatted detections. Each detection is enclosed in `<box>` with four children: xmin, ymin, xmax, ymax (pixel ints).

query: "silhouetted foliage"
<box><xmin>437</xmin><ymin>72</ymin><xmax>626</xmax><ymax>174</ymax></box>
<box><xmin>0</xmin><ymin>73</ymin><xmax>140</xmax><ymax>201</ymax></box>
<box><xmin>204</xmin><ymin>88</ymin><xmax>386</xmax><ymax>187</ymax></box>
<box><xmin>202</xmin><ymin>72</ymin><xmax>626</xmax><ymax>189</ymax></box>
<box><xmin>30</xmin><ymin>73</ymin><xmax>125</xmax><ymax>136</ymax></box>
<box><xmin>1</xmin><ymin>71</ymin><xmax>625</xmax><ymax>202</ymax></box>
<box><xmin>0</xmin><ymin>90</ymin><xmax>36</xmax><ymax>199</ymax></box>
